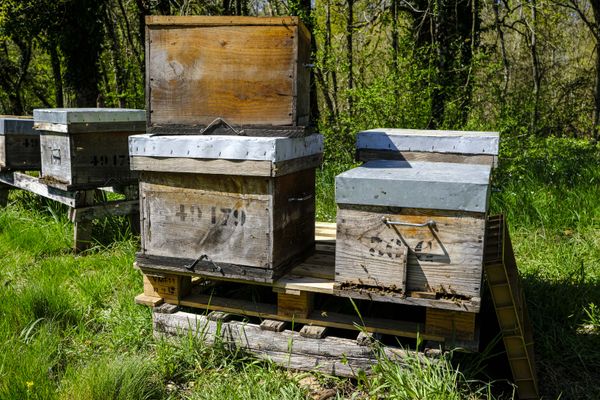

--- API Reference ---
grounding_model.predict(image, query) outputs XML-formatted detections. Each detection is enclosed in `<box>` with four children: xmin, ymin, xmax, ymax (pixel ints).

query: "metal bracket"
<box><xmin>382</xmin><ymin>217</ymin><xmax>437</xmax><ymax>230</ymax></box>
<box><xmin>288</xmin><ymin>193</ymin><xmax>313</xmax><ymax>202</ymax></box>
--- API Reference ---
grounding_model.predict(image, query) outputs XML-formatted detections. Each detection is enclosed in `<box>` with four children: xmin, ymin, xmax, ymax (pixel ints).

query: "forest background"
<box><xmin>2</xmin><ymin>1</ymin><xmax>600</xmax><ymax>399</ymax></box>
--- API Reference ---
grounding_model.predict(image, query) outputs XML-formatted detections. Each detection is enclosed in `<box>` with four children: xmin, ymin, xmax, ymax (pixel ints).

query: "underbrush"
<box><xmin>0</xmin><ymin>135</ymin><xmax>598</xmax><ymax>399</ymax></box>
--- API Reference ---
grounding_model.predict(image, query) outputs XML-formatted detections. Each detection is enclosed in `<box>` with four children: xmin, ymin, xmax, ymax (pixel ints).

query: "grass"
<box><xmin>0</xmin><ymin>135</ymin><xmax>598</xmax><ymax>399</ymax></box>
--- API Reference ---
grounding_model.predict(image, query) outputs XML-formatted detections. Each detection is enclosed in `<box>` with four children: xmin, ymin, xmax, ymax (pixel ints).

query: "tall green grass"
<box><xmin>0</xmin><ymin>135</ymin><xmax>598</xmax><ymax>399</ymax></box>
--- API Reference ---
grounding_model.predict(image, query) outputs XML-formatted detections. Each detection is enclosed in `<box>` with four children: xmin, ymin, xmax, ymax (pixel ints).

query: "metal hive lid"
<box><xmin>128</xmin><ymin>133</ymin><xmax>323</xmax><ymax>162</ymax></box>
<box><xmin>356</xmin><ymin>128</ymin><xmax>499</xmax><ymax>156</ymax></box>
<box><xmin>336</xmin><ymin>160</ymin><xmax>492</xmax><ymax>213</ymax></box>
<box><xmin>33</xmin><ymin>108</ymin><xmax>146</xmax><ymax>125</ymax></box>
<box><xmin>0</xmin><ymin>117</ymin><xmax>35</xmax><ymax>135</ymax></box>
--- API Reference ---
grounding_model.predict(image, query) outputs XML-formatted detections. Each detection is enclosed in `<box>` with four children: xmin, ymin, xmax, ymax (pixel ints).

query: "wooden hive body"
<box><xmin>145</xmin><ymin>16</ymin><xmax>311</xmax><ymax>136</ymax></box>
<box><xmin>34</xmin><ymin>108</ymin><xmax>146</xmax><ymax>190</ymax></box>
<box><xmin>0</xmin><ymin>117</ymin><xmax>40</xmax><ymax>171</ymax></box>
<box><xmin>131</xmin><ymin>134</ymin><xmax>323</xmax><ymax>283</ymax></box>
<box><xmin>335</xmin><ymin>160</ymin><xmax>491</xmax><ymax>301</ymax></box>
<box><xmin>356</xmin><ymin>128</ymin><xmax>499</xmax><ymax>167</ymax></box>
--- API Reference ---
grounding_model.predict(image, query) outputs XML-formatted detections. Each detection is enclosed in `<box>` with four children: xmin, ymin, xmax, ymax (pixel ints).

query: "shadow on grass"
<box><xmin>519</xmin><ymin>273</ymin><xmax>600</xmax><ymax>400</ymax></box>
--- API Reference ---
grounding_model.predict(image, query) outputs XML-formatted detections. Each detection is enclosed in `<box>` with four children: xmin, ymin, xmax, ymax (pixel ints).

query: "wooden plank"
<box><xmin>146</xmin><ymin>16</ymin><xmax>304</xmax><ymax>26</ymax></box>
<box><xmin>143</xmin><ymin>273</ymin><xmax>192</xmax><ymax>301</ymax></box>
<box><xmin>153</xmin><ymin>309</ymin><xmax>434</xmax><ymax>378</ymax></box>
<box><xmin>425</xmin><ymin>309</ymin><xmax>477</xmax><ymax>342</ymax></box>
<box><xmin>72</xmin><ymin>190</ymin><xmax>95</xmax><ymax>253</ymax></box>
<box><xmin>358</xmin><ymin>149</ymin><xmax>497</xmax><ymax>167</ymax></box>
<box><xmin>132</xmin><ymin>157</ymin><xmax>273</xmax><ymax>176</ymax></box>
<box><xmin>260</xmin><ymin>319</ymin><xmax>287</xmax><ymax>332</ymax></box>
<box><xmin>0</xmin><ymin>172</ymin><xmax>78</xmax><ymax>207</ymax></box>
<box><xmin>137</xmin><ymin>255</ymin><xmax>279</xmax><ymax>283</ymax></box>
<box><xmin>166</xmin><ymin>291</ymin><xmax>444</xmax><ymax>341</ymax></box>
<box><xmin>277</xmin><ymin>291</ymin><xmax>313</xmax><ymax>319</ymax></box>
<box><xmin>34</xmin><ymin>121</ymin><xmax>146</xmax><ymax>134</ymax></box>
<box><xmin>484</xmin><ymin>215</ymin><xmax>539</xmax><ymax>399</ymax></box>
<box><xmin>147</xmin><ymin>18</ymin><xmax>310</xmax><ymax>129</ymax></box>
<box><xmin>336</xmin><ymin>206</ymin><xmax>486</xmax><ymax>300</ymax></box>
<box><xmin>70</xmin><ymin>199</ymin><xmax>139</xmax><ymax>222</ymax></box>
<box><xmin>299</xmin><ymin>325</ymin><xmax>327</xmax><ymax>339</ymax></box>
<box><xmin>135</xmin><ymin>293</ymin><xmax>164</xmax><ymax>307</ymax></box>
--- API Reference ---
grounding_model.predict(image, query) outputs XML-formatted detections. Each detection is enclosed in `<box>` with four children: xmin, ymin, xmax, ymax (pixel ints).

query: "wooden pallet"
<box><xmin>152</xmin><ymin>303</ymin><xmax>443</xmax><ymax>378</ymax></box>
<box><xmin>484</xmin><ymin>215</ymin><xmax>538</xmax><ymax>400</ymax></box>
<box><xmin>0</xmin><ymin>171</ymin><xmax>139</xmax><ymax>252</ymax></box>
<box><xmin>137</xmin><ymin>221</ymin><xmax>481</xmax><ymax>351</ymax></box>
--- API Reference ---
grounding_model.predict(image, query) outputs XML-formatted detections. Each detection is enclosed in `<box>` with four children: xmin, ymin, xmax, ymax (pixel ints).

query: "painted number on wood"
<box><xmin>173</xmin><ymin>204</ymin><xmax>246</xmax><ymax>226</ymax></box>
<box><xmin>90</xmin><ymin>154</ymin><xmax>127</xmax><ymax>167</ymax></box>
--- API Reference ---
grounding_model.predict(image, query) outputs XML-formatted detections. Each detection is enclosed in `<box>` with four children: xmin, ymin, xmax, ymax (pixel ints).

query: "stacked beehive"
<box><xmin>132</xmin><ymin>16</ymin><xmax>323</xmax><ymax>283</ymax></box>
<box><xmin>335</xmin><ymin>128</ymin><xmax>499</xmax><ymax>341</ymax></box>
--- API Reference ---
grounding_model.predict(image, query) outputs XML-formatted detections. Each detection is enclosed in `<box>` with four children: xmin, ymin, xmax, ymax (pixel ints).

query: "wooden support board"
<box><xmin>152</xmin><ymin>306</ymin><xmax>439</xmax><ymax>378</ymax></box>
<box><xmin>484</xmin><ymin>215</ymin><xmax>538</xmax><ymax>400</ymax></box>
<box><xmin>0</xmin><ymin>171</ymin><xmax>139</xmax><ymax>253</ymax></box>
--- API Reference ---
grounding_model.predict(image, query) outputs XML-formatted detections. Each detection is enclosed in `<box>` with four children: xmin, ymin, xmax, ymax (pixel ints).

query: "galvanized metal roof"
<box><xmin>33</xmin><ymin>108</ymin><xmax>146</xmax><ymax>125</ymax></box>
<box><xmin>336</xmin><ymin>160</ymin><xmax>491</xmax><ymax>213</ymax></box>
<box><xmin>0</xmin><ymin>117</ymin><xmax>35</xmax><ymax>135</ymax></box>
<box><xmin>356</xmin><ymin>128</ymin><xmax>499</xmax><ymax>155</ymax></box>
<box><xmin>129</xmin><ymin>133</ymin><xmax>323</xmax><ymax>162</ymax></box>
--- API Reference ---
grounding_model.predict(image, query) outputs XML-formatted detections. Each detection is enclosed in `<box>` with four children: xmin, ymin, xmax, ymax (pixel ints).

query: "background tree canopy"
<box><xmin>1</xmin><ymin>0</ymin><xmax>599</xmax><ymax>159</ymax></box>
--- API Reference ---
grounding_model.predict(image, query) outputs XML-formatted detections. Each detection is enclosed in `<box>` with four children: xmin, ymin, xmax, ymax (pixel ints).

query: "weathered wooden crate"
<box><xmin>131</xmin><ymin>134</ymin><xmax>323</xmax><ymax>283</ymax></box>
<box><xmin>145</xmin><ymin>16</ymin><xmax>311</xmax><ymax>136</ymax></box>
<box><xmin>33</xmin><ymin>108</ymin><xmax>146</xmax><ymax>190</ymax></box>
<box><xmin>356</xmin><ymin>129</ymin><xmax>499</xmax><ymax>166</ymax></box>
<box><xmin>0</xmin><ymin>117</ymin><xmax>40</xmax><ymax>171</ymax></box>
<box><xmin>334</xmin><ymin>160</ymin><xmax>491</xmax><ymax>304</ymax></box>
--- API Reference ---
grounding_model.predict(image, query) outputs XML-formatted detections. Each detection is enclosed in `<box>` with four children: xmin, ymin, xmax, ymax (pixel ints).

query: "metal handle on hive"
<box><xmin>288</xmin><ymin>193</ymin><xmax>313</xmax><ymax>202</ymax></box>
<box><xmin>382</xmin><ymin>217</ymin><xmax>437</xmax><ymax>229</ymax></box>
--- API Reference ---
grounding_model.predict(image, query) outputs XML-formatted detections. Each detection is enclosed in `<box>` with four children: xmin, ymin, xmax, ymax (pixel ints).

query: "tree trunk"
<box><xmin>105</xmin><ymin>5</ymin><xmax>127</xmax><ymax>107</ymax></box>
<box><xmin>591</xmin><ymin>1</ymin><xmax>600</xmax><ymax>139</ymax></box>
<box><xmin>49</xmin><ymin>43</ymin><xmax>64</xmax><ymax>108</ymax></box>
<box><xmin>346</xmin><ymin>0</ymin><xmax>354</xmax><ymax>115</ymax></box>
<box><xmin>528</xmin><ymin>0</ymin><xmax>541</xmax><ymax>134</ymax></box>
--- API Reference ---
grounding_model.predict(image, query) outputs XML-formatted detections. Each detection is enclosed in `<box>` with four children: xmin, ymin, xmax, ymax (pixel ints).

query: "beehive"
<box><xmin>0</xmin><ymin>117</ymin><xmax>39</xmax><ymax>171</ymax></box>
<box><xmin>33</xmin><ymin>108</ymin><xmax>146</xmax><ymax>190</ymax></box>
<box><xmin>356</xmin><ymin>128</ymin><xmax>499</xmax><ymax>166</ymax></box>
<box><xmin>130</xmin><ymin>134</ymin><xmax>323</xmax><ymax>283</ymax></box>
<box><xmin>335</xmin><ymin>159</ymin><xmax>491</xmax><ymax>302</ymax></box>
<box><xmin>145</xmin><ymin>16</ymin><xmax>311</xmax><ymax>136</ymax></box>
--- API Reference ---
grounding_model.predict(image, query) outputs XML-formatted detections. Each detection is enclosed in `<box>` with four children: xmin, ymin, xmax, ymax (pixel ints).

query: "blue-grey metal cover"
<box><xmin>129</xmin><ymin>134</ymin><xmax>323</xmax><ymax>162</ymax></box>
<box><xmin>336</xmin><ymin>160</ymin><xmax>491</xmax><ymax>213</ymax></box>
<box><xmin>357</xmin><ymin>128</ymin><xmax>499</xmax><ymax>156</ymax></box>
<box><xmin>0</xmin><ymin>117</ymin><xmax>35</xmax><ymax>135</ymax></box>
<box><xmin>33</xmin><ymin>108</ymin><xmax>146</xmax><ymax>125</ymax></box>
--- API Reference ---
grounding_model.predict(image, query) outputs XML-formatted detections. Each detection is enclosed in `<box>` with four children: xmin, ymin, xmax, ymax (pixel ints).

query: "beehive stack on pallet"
<box><xmin>0</xmin><ymin>109</ymin><xmax>146</xmax><ymax>252</ymax></box>
<box><xmin>133</xmin><ymin>16</ymin><xmax>537</xmax><ymax>395</ymax></box>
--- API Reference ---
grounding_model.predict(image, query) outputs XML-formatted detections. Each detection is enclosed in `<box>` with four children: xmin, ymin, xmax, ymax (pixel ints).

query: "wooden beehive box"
<box><xmin>145</xmin><ymin>16</ymin><xmax>311</xmax><ymax>136</ymax></box>
<box><xmin>0</xmin><ymin>117</ymin><xmax>40</xmax><ymax>171</ymax></box>
<box><xmin>334</xmin><ymin>159</ymin><xmax>491</xmax><ymax>303</ymax></box>
<box><xmin>33</xmin><ymin>108</ymin><xmax>146</xmax><ymax>190</ymax></box>
<box><xmin>130</xmin><ymin>134</ymin><xmax>323</xmax><ymax>283</ymax></box>
<box><xmin>357</xmin><ymin>129</ymin><xmax>499</xmax><ymax>166</ymax></box>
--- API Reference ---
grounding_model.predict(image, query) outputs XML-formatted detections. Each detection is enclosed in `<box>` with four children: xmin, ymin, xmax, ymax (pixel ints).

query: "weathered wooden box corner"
<box><xmin>145</xmin><ymin>16</ymin><xmax>311</xmax><ymax>136</ymax></box>
<box><xmin>334</xmin><ymin>159</ymin><xmax>492</xmax><ymax>309</ymax></box>
<box><xmin>33</xmin><ymin>108</ymin><xmax>146</xmax><ymax>190</ymax></box>
<box><xmin>0</xmin><ymin>117</ymin><xmax>39</xmax><ymax>171</ymax></box>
